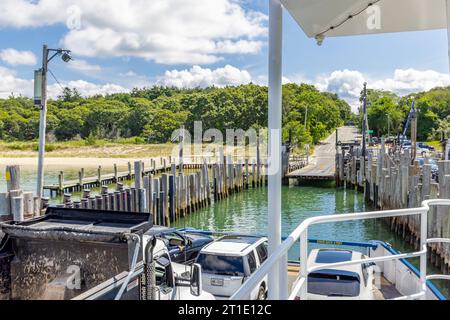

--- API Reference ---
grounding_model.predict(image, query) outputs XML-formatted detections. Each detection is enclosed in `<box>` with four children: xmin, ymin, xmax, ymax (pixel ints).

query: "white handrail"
<box><xmin>427</xmin><ymin>238</ymin><xmax>450</xmax><ymax>244</ymax></box>
<box><xmin>231</xmin><ymin>199</ymin><xmax>450</xmax><ymax>301</ymax></box>
<box><xmin>427</xmin><ymin>275</ymin><xmax>450</xmax><ymax>281</ymax></box>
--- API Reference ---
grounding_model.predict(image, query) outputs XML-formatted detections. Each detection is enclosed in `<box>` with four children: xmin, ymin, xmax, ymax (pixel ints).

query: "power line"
<box><xmin>48</xmin><ymin>68</ymin><xmax>67</xmax><ymax>92</ymax></box>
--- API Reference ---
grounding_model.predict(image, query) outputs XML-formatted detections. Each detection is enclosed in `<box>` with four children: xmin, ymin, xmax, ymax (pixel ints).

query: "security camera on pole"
<box><xmin>34</xmin><ymin>45</ymin><xmax>72</xmax><ymax>199</ymax></box>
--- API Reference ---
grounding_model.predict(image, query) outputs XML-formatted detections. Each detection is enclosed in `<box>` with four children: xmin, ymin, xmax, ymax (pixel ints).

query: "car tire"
<box><xmin>257</xmin><ymin>285</ymin><xmax>266</xmax><ymax>300</ymax></box>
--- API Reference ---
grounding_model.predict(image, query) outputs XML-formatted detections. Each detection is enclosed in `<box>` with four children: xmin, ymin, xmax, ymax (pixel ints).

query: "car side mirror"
<box><xmin>190</xmin><ymin>263</ymin><xmax>203</xmax><ymax>297</ymax></box>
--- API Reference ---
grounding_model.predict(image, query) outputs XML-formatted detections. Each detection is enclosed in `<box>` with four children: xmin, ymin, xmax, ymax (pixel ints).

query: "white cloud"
<box><xmin>0</xmin><ymin>66</ymin><xmax>127</xmax><ymax>99</ymax></box>
<box><xmin>47</xmin><ymin>80</ymin><xmax>128</xmax><ymax>99</ymax></box>
<box><xmin>0</xmin><ymin>48</ymin><xmax>37</xmax><ymax>66</ymax></box>
<box><xmin>372</xmin><ymin>68</ymin><xmax>450</xmax><ymax>95</ymax></box>
<box><xmin>315</xmin><ymin>69</ymin><xmax>365</xmax><ymax>110</ymax></box>
<box><xmin>253</xmin><ymin>75</ymin><xmax>295</xmax><ymax>86</ymax></box>
<box><xmin>309</xmin><ymin>68</ymin><xmax>450</xmax><ymax>111</ymax></box>
<box><xmin>68</xmin><ymin>59</ymin><xmax>101</xmax><ymax>73</ymax></box>
<box><xmin>0</xmin><ymin>67</ymin><xmax>33</xmax><ymax>98</ymax></box>
<box><xmin>120</xmin><ymin>71</ymin><xmax>137</xmax><ymax>77</ymax></box>
<box><xmin>157</xmin><ymin>65</ymin><xmax>252</xmax><ymax>88</ymax></box>
<box><xmin>0</xmin><ymin>0</ymin><xmax>267</xmax><ymax>65</ymax></box>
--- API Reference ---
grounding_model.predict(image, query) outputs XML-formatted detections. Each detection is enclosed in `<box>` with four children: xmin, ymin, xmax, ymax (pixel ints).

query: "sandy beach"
<box><xmin>0</xmin><ymin>157</ymin><xmax>154</xmax><ymax>169</ymax></box>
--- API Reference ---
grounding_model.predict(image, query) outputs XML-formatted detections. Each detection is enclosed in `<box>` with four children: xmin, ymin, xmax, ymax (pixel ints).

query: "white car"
<box><xmin>195</xmin><ymin>235</ymin><xmax>269</xmax><ymax>300</ymax></box>
<box><xmin>305</xmin><ymin>249</ymin><xmax>375</xmax><ymax>300</ymax></box>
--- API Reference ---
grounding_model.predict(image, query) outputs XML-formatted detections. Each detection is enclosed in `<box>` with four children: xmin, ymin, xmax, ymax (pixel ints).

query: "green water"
<box><xmin>174</xmin><ymin>186</ymin><xmax>395</xmax><ymax>246</ymax></box>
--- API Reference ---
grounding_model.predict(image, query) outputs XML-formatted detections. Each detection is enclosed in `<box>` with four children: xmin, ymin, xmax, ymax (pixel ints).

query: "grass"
<box><xmin>0</xmin><ymin>139</ymin><xmax>255</xmax><ymax>159</ymax></box>
<box><xmin>0</xmin><ymin>139</ymin><xmax>178</xmax><ymax>158</ymax></box>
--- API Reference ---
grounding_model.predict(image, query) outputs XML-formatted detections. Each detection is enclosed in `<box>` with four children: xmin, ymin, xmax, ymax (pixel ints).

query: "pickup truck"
<box><xmin>0</xmin><ymin>207</ymin><xmax>214</xmax><ymax>301</ymax></box>
<box><xmin>74</xmin><ymin>235</ymin><xmax>216</xmax><ymax>300</ymax></box>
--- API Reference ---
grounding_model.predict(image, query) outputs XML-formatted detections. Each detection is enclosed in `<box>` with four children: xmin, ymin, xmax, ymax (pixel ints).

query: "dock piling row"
<box><xmin>337</xmin><ymin>143</ymin><xmax>450</xmax><ymax>273</ymax></box>
<box><xmin>2</xmin><ymin>157</ymin><xmax>267</xmax><ymax>227</ymax></box>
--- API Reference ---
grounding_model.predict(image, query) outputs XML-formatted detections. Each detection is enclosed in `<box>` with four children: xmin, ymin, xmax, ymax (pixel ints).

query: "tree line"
<box><xmin>0</xmin><ymin>84</ymin><xmax>354</xmax><ymax>150</ymax></box>
<box><xmin>362</xmin><ymin>86</ymin><xmax>450</xmax><ymax>141</ymax></box>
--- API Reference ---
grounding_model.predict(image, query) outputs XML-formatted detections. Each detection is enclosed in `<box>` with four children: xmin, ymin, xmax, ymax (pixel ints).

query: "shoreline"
<box><xmin>0</xmin><ymin>157</ymin><xmax>153</xmax><ymax>169</ymax></box>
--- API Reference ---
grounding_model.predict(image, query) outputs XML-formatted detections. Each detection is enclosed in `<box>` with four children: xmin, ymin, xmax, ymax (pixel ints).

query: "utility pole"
<box><xmin>35</xmin><ymin>45</ymin><xmax>72</xmax><ymax>199</ymax></box>
<box><xmin>387</xmin><ymin>113</ymin><xmax>390</xmax><ymax>137</ymax></box>
<box><xmin>411</xmin><ymin>107</ymin><xmax>418</xmax><ymax>164</ymax></box>
<box><xmin>36</xmin><ymin>45</ymin><xmax>49</xmax><ymax>200</ymax></box>
<box><xmin>362</xmin><ymin>82</ymin><xmax>367</xmax><ymax>158</ymax></box>
<box><xmin>304</xmin><ymin>105</ymin><xmax>308</xmax><ymax>130</ymax></box>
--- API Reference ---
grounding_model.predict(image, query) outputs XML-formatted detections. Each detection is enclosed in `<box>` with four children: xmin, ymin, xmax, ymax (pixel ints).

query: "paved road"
<box><xmin>287</xmin><ymin>126</ymin><xmax>360</xmax><ymax>180</ymax></box>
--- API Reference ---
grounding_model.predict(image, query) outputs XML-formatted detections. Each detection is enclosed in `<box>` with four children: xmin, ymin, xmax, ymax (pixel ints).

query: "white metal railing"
<box><xmin>231</xmin><ymin>199</ymin><xmax>450</xmax><ymax>300</ymax></box>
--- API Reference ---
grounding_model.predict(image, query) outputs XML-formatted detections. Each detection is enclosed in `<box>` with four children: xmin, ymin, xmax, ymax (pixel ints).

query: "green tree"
<box><xmin>367</xmin><ymin>96</ymin><xmax>404</xmax><ymax>137</ymax></box>
<box><xmin>142</xmin><ymin>109</ymin><xmax>189</xmax><ymax>143</ymax></box>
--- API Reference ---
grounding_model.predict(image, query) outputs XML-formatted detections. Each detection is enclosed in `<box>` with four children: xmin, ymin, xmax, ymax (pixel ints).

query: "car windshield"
<box><xmin>308</xmin><ymin>271</ymin><xmax>360</xmax><ymax>297</ymax></box>
<box><xmin>196</xmin><ymin>254</ymin><xmax>245</xmax><ymax>276</ymax></box>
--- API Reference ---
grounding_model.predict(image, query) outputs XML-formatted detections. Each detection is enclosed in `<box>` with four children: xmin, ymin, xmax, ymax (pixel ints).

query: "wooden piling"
<box><xmin>0</xmin><ymin>193</ymin><xmax>11</xmax><ymax>221</ymax></box>
<box><xmin>6</xmin><ymin>165</ymin><xmax>21</xmax><ymax>191</ymax></box>
<box><xmin>11</xmin><ymin>196</ymin><xmax>24</xmax><ymax>222</ymax></box>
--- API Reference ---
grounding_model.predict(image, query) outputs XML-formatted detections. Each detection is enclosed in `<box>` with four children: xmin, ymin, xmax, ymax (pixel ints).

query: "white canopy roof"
<box><xmin>280</xmin><ymin>0</ymin><xmax>448</xmax><ymax>39</ymax></box>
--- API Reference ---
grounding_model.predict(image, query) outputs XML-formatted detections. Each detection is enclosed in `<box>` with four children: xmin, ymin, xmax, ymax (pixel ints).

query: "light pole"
<box><xmin>304</xmin><ymin>105</ymin><xmax>308</xmax><ymax>130</ymax></box>
<box><xmin>35</xmin><ymin>45</ymin><xmax>72</xmax><ymax>199</ymax></box>
<box><xmin>387</xmin><ymin>113</ymin><xmax>390</xmax><ymax>137</ymax></box>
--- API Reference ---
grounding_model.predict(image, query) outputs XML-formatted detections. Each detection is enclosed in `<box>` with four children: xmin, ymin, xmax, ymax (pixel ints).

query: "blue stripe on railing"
<box><xmin>177</xmin><ymin>228</ymin><xmax>378</xmax><ymax>249</ymax></box>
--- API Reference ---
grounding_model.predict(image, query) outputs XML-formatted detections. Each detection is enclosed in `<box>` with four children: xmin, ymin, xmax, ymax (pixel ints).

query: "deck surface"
<box><xmin>287</xmin><ymin>126</ymin><xmax>360</xmax><ymax>180</ymax></box>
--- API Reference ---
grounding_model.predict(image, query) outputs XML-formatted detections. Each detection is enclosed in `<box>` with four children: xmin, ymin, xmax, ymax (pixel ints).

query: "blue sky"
<box><xmin>0</xmin><ymin>0</ymin><xmax>448</xmax><ymax>110</ymax></box>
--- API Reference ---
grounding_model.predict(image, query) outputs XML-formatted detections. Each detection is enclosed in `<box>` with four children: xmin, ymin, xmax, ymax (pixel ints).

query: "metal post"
<box><xmin>36</xmin><ymin>45</ymin><xmax>49</xmax><ymax>199</ymax></box>
<box><xmin>299</xmin><ymin>230</ymin><xmax>308</xmax><ymax>300</ymax></box>
<box><xmin>268</xmin><ymin>0</ymin><xmax>284</xmax><ymax>300</ymax></box>
<box><xmin>420</xmin><ymin>210</ymin><xmax>428</xmax><ymax>300</ymax></box>
<box><xmin>446</xmin><ymin>0</ymin><xmax>450</xmax><ymax>73</ymax></box>
<box><xmin>411</xmin><ymin>108</ymin><xmax>418</xmax><ymax>164</ymax></box>
<box><xmin>304</xmin><ymin>105</ymin><xmax>308</xmax><ymax>130</ymax></box>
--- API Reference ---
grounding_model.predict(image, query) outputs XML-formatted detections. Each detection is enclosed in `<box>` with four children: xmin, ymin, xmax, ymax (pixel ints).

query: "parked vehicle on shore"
<box><xmin>416</xmin><ymin>158</ymin><xmax>439</xmax><ymax>182</ymax></box>
<box><xmin>418</xmin><ymin>142</ymin><xmax>435</xmax><ymax>151</ymax></box>
<box><xmin>195</xmin><ymin>235</ymin><xmax>269</xmax><ymax>300</ymax></box>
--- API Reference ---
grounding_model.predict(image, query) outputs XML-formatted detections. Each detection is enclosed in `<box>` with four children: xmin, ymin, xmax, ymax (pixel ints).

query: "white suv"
<box><xmin>195</xmin><ymin>235</ymin><xmax>268</xmax><ymax>300</ymax></box>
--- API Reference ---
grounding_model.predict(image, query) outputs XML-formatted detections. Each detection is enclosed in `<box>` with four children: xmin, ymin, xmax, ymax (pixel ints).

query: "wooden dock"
<box><xmin>338</xmin><ymin>141</ymin><xmax>450</xmax><ymax>274</ymax></box>
<box><xmin>287</xmin><ymin>126</ymin><xmax>360</xmax><ymax>181</ymax></box>
<box><xmin>2</xmin><ymin>156</ymin><xmax>268</xmax><ymax>227</ymax></box>
<box><xmin>44</xmin><ymin>158</ymin><xmax>208</xmax><ymax>196</ymax></box>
